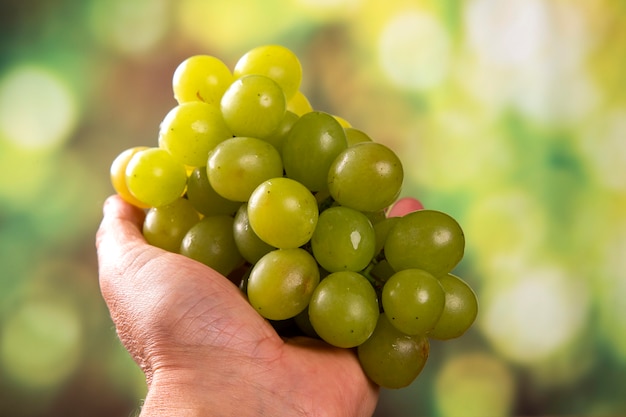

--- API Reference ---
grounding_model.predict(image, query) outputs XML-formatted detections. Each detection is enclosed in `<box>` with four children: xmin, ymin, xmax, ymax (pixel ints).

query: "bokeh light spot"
<box><xmin>465</xmin><ymin>0</ymin><xmax>549</xmax><ymax>67</ymax></box>
<box><xmin>1</xmin><ymin>297</ymin><xmax>83</xmax><ymax>389</ymax></box>
<box><xmin>580</xmin><ymin>108</ymin><xmax>626</xmax><ymax>191</ymax></box>
<box><xmin>0</xmin><ymin>65</ymin><xmax>78</xmax><ymax>151</ymax></box>
<box><xmin>295</xmin><ymin>0</ymin><xmax>358</xmax><ymax>20</ymax></box>
<box><xmin>595</xmin><ymin>203</ymin><xmax>626</xmax><ymax>361</ymax></box>
<box><xmin>405</xmin><ymin>109</ymin><xmax>514</xmax><ymax>191</ymax></box>
<box><xmin>378</xmin><ymin>10</ymin><xmax>451</xmax><ymax>91</ymax></box>
<box><xmin>176</xmin><ymin>0</ymin><xmax>302</xmax><ymax>55</ymax></box>
<box><xmin>434</xmin><ymin>352</ymin><xmax>515</xmax><ymax>417</ymax></box>
<box><xmin>89</xmin><ymin>0</ymin><xmax>170</xmax><ymax>55</ymax></box>
<box><xmin>464</xmin><ymin>188</ymin><xmax>546</xmax><ymax>270</ymax></box>
<box><xmin>480</xmin><ymin>263</ymin><xmax>590</xmax><ymax>364</ymax></box>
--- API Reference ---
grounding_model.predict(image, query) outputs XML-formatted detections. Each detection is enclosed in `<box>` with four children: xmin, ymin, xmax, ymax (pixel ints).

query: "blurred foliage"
<box><xmin>1</xmin><ymin>0</ymin><xmax>625</xmax><ymax>416</ymax></box>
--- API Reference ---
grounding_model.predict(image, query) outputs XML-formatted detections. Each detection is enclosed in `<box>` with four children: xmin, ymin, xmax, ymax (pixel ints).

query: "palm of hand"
<box><xmin>96</xmin><ymin>195</ymin><xmax>378</xmax><ymax>416</ymax></box>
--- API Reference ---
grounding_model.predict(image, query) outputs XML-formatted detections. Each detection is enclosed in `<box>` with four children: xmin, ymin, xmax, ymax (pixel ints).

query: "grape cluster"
<box><xmin>109</xmin><ymin>45</ymin><xmax>478</xmax><ymax>389</ymax></box>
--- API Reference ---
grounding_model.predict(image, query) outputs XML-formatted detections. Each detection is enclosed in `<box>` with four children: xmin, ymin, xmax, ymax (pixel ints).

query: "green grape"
<box><xmin>282</xmin><ymin>111</ymin><xmax>347</xmax><ymax>191</ymax></box>
<box><xmin>308</xmin><ymin>271</ymin><xmax>379</xmax><ymax>348</ymax></box>
<box><xmin>384</xmin><ymin>210</ymin><xmax>465</xmax><ymax>277</ymax></box>
<box><xmin>264</xmin><ymin>110</ymin><xmax>298</xmax><ymax>153</ymax></box>
<box><xmin>333</xmin><ymin>114</ymin><xmax>351</xmax><ymax>128</ymax></box>
<box><xmin>142</xmin><ymin>197</ymin><xmax>200</xmax><ymax>253</ymax></box>
<box><xmin>233</xmin><ymin>44</ymin><xmax>302</xmax><ymax>100</ymax></box>
<box><xmin>344</xmin><ymin>127</ymin><xmax>373</xmax><ymax>146</ymax></box>
<box><xmin>233</xmin><ymin>203</ymin><xmax>276</xmax><ymax>264</ymax></box>
<box><xmin>110</xmin><ymin>146</ymin><xmax>150</xmax><ymax>208</ymax></box>
<box><xmin>180</xmin><ymin>215</ymin><xmax>244</xmax><ymax>276</ymax></box>
<box><xmin>247</xmin><ymin>177</ymin><xmax>318</xmax><ymax>249</ymax></box>
<box><xmin>287</xmin><ymin>90</ymin><xmax>313</xmax><ymax>116</ymax></box>
<box><xmin>311</xmin><ymin>206</ymin><xmax>376</xmax><ymax>272</ymax></box>
<box><xmin>382</xmin><ymin>269</ymin><xmax>445</xmax><ymax>336</ymax></box>
<box><xmin>373</xmin><ymin>216</ymin><xmax>401</xmax><ymax>256</ymax></box>
<box><xmin>357</xmin><ymin>312</ymin><xmax>430</xmax><ymax>389</ymax></box>
<box><xmin>207</xmin><ymin>136</ymin><xmax>283</xmax><ymax>202</ymax></box>
<box><xmin>220</xmin><ymin>74</ymin><xmax>286</xmax><ymax>138</ymax></box>
<box><xmin>186</xmin><ymin>167</ymin><xmax>241</xmax><ymax>217</ymax></box>
<box><xmin>429</xmin><ymin>273</ymin><xmax>478</xmax><ymax>340</ymax></box>
<box><xmin>125</xmin><ymin>147</ymin><xmax>187</xmax><ymax>208</ymax></box>
<box><xmin>158</xmin><ymin>101</ymin><xmax>233</xmax><ymax>168</ymax></box>
<box><xmin>246</xmin><ymin>248</ymin><xmax>320</xmax><ymax>321</ymax></box>
<box><xmin>328</xmin><ymin>142</ymin><xmax>403</xmax><ymax>212</ymax></box>
<box><xmin>172</xmin><ymin>54</ymin><xmax>234</xmax><ymax>105</ymax></box>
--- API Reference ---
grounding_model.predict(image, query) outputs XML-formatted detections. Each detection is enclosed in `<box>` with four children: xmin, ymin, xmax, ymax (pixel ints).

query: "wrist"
<box><xmin>136</xmin><ymin>351</ymin><xmax>302</xmax><ymax>417</ymax></box>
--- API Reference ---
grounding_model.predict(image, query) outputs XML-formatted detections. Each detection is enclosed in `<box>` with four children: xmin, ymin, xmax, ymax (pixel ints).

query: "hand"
<box><xmin>96</xmin><ymin>195</ymin><xmax>384</xmax><ymax>417</ymax></box>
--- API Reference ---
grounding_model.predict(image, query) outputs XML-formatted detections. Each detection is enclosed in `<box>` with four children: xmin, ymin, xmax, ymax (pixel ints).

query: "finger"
<box><xmin>386</xmin><ymin>197</ymin><xmax>424</xmax><ymax>218</ymax></box>
<box><xmin>95</xmin><ymin>194</ymin><xmax>159</xmax><ymax>307</ymax></box>
<box><xmin>96</xmin><ymin>194</ymin><xmax>146</xmax><ymax>249</ymax></box>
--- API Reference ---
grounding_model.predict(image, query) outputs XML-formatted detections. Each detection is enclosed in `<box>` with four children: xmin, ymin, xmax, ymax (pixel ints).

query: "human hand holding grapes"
<box><xmin>96</xmin><ymin>194</ymin><xmax>389</xmax><ymax>417</ymax></box>
<box><xmin>99</xmin><ymin>45</ymin><xmax>478</xmax><ymax>415</ymax></box>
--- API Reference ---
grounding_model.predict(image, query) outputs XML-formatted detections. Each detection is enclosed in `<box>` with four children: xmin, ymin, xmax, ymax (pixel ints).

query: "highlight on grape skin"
<box><xmin>108</xmin><ymin>44</ymin><xmax>478</xmax><ymax>390</ymax></box>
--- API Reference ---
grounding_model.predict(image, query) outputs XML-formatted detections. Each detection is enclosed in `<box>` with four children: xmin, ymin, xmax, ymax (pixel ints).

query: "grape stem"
<box><xmin>361</xmin><ymin>259</ymin><xmax>386</xmax><ymax>292</ymax></box>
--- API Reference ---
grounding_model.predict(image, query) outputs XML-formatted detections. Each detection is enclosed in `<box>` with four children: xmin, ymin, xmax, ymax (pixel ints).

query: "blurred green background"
<box><xmin>1</xmin><ymin>0</ymin><xmax>625</xmax><ymax>416</ymax></box>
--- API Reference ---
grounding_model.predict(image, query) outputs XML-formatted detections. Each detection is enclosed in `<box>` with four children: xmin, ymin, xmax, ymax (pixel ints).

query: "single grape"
<box><xmin>328</xmin><ymin>142</ymin><xmax>403</xmax><ymax>212</ymax></box>
<box><xmin>287</xmin><ymin>90</ymin><xmax>313</xmax><ymax>115</ymax></box>
<box><xmin>172</xmin><ymin>55</ymin><xmax>234</xmax><ymax>105</ymax></box>
<box><xmin>233</xmin><ymin>203</ymin><xmax>276</xmax><ymax>264</ymax></box>
<box><xmin>207</xmin><ymin>136</ymin><xmax>283</xmax><ymax>202</ymax></box>
<box><xmin>142</xmin><ymin>197</ymin><xmax>200</xmax><ymax>253</ymax></box>
<box><xmin>429</xmin><ymin>273</ymin><xmax>478</xmax><ymax>340</ymax></box>
<box><xmin>125</xmin><ymin>147</ymin><xmax>187</xmax><ymax>208</ymax></box>
<box><xmin>357</xmin><ymin>312</ymin><xmax>430</xmax><ymax>389</ymax></box>
<box><xmin>333</xmin><ymin>114</ymin><xmax>351</xmax><ymax>128</ymax></box>
<box><xmin>382</xmin><ymin>269</ymin><xmax>445</xmax><ymax>336</ymax></box>
<box><xmin>264</xmin><ymin>110</ymin><xmax>298</xmax><ymax>153</ymax></box>
<box><xmin>344</xmin><ymin>127</ymin><xmax>373</xmax><ymax>146</ymax></box>
<box><xmin>220</xmin><ymin>74</ymin><xmax>286</xmax><ymax>139</ymax></box>
<box><xmin>311</xmin><ymin>206</ymin><xmax>376</xmax><ymax>272</ymax></box>
<box><xmin>308</xmin><ymin>271</ymin><xmax>379</xmax><ymax>348</ymax></box>
<box><xmin>110</xmin><ymin>146</ymin><xmax>150</xmax><ymax>208</ymax></box>
<box><xmin>247</xmin><ymin>177</ymin><xmax>318</xmax><ymax>249</ymax></box>
<box><xmin>233</xmin><ymin>44</ymin><xmax>302</xmax><ymax>100</ymax></box>
<box><xmin>373</xmin><ymin>216</ymin><xmax>401</xmax><ymax>256</ymax></box>
<box><xmin>384</xmin><ymin>210</ymin><xmax>465</xmax><ymax>277</ymax></box>
<box><xmin>186</xmin><ymin>166</ymin><xmax>241</xmax><ymax>217</ymax></box>
<box><xmin>180</xmin><ymin>215</ymin><xmax>244</xmax><ymax>276</ymax></box>
<box><xmin>158</xmin><ymin>101</ymin><xmax>233</xmax><ymax>168</ymax></box>
<box><xmin>282</xmin><ymin>111</ymin><xmax>347</xmax><ymax>191</ymax></box>
<box><xmin>246</xmin><ymin>248</ymin><xmax>320</xmax><ymax>321</ymax></box>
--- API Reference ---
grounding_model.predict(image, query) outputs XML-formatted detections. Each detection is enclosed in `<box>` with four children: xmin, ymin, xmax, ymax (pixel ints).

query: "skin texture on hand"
<box><xmin>95</xmin><ymin>195</ymin><xmax>381</xmax><ymax>417</ymax></box>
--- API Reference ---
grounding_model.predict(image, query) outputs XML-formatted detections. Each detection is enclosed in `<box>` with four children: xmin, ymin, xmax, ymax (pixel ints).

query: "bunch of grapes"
<box><xmin>109</xmin><ymin>45</ymin><xmax>478</xmax><ymax>389</ymax></box>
